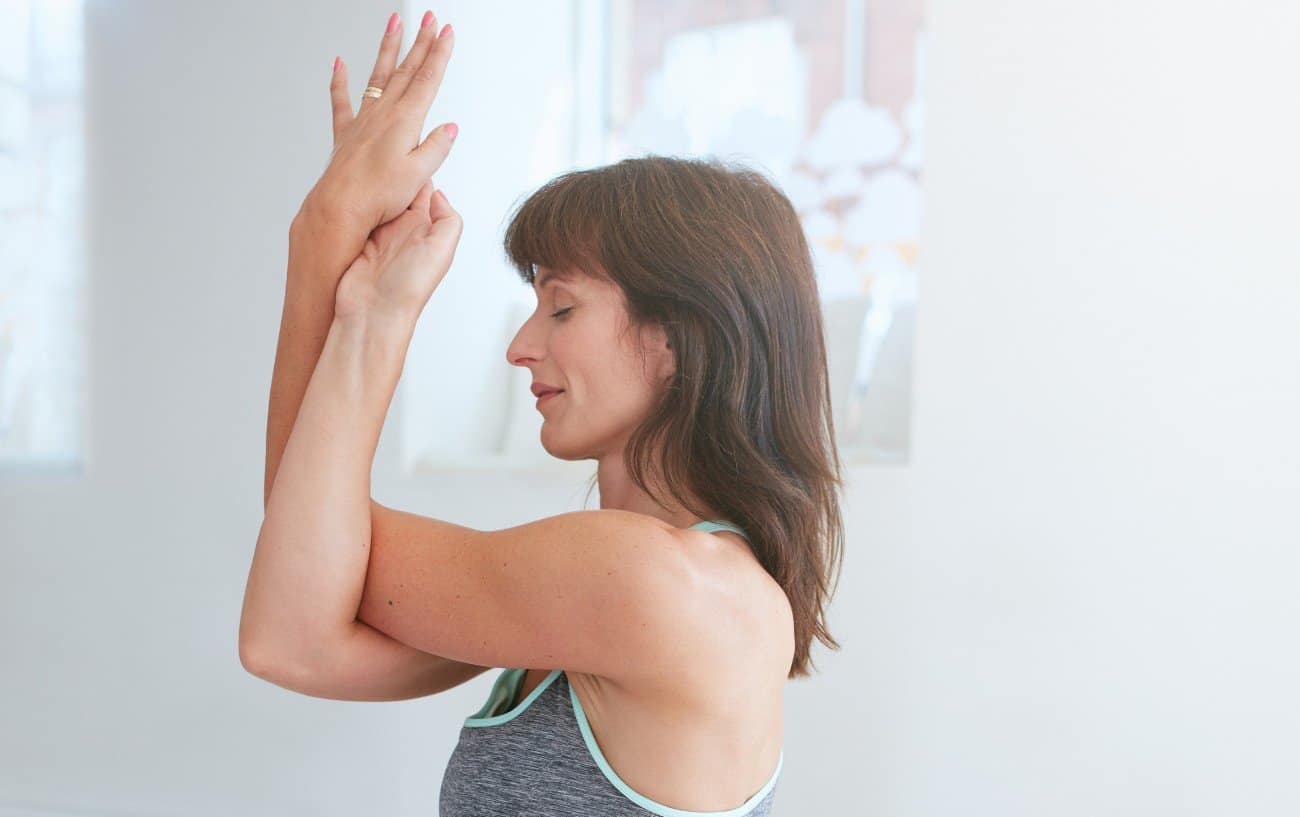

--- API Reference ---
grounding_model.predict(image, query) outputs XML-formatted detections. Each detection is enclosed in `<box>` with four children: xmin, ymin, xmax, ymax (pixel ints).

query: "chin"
<box><xmin>539</xmin><ymin>420</ymin><xmax>617</xmax><ymax>463</ymax></box>
<box><xmin>538</xmin><ymin>425</ymin><xmax>584</xmax><ymax>461</ymax></box>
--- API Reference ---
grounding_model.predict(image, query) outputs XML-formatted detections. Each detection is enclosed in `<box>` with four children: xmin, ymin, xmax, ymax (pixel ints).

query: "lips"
<box><xmin>536</xmin><ymin>390</ymin><xmax>563</xmax><ymax>406</ymax></box>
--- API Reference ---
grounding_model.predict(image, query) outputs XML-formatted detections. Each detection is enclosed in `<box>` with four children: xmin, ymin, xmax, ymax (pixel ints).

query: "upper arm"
<box><xmin>356</xmin><ymin>502</ymin><xmax>705</xmax><ymax>684</ymax></box>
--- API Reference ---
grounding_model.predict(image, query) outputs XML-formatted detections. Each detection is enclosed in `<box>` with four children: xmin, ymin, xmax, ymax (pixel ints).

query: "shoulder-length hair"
<box><xmin>502</xmin><ymin>155</ymin><xmax>845</xmax><ymax>679</ymax></box>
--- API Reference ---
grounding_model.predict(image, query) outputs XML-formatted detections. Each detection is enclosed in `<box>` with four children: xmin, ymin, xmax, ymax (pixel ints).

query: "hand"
<box><xmin>302</xmin><ymin>10</ymin><xmax>457</xmax><ymax>234</ymax></box>
<box><xmin>334</xmin><ymin>180</ymin><xmax>463</xmax><ymax>324</ymax></box>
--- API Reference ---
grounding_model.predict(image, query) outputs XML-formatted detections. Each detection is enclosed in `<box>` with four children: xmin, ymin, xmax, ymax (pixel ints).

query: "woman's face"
<box><xmin>506</xmin><ymin>266</ymin><xmax>674</xmax><ymax>460</ymax></box>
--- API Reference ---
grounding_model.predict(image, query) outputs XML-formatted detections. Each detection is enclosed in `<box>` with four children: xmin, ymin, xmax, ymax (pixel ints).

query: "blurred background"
<box><xmin>1</xmin><ymin>0</ymin><xmax>1298</xmax><ymax>815</ymax></box>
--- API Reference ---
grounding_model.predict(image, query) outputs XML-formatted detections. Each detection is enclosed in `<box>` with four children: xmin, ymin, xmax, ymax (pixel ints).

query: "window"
<box><xmin>400</xmin><ymin>0</ymin><xmax>922</xmax><ymax>472</ymax></box>
<box><xmin>0</xmin><ymin>0</ymin><xmax>86</xmax><ymax>472</ymax></box>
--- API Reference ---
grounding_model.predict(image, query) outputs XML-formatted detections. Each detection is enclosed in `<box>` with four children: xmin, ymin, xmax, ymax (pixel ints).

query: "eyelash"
<box><xmin>550</xmin><ymin>307</ymin><xmax>574</xmax><ymax>320</ymax></box>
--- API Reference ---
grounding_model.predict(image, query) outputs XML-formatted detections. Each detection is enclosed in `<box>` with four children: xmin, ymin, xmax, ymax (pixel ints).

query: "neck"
<box><xmin>594</xmin><ymin>447</ymin><xmax>715</xmax><ymax>529</ymax></box>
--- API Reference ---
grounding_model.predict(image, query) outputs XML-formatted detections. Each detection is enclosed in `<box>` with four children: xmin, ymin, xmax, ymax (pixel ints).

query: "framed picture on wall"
<box><xmin>598</xmin><ymin>0</ymin><xmax>924</xmax><ymax>465</ymax></box>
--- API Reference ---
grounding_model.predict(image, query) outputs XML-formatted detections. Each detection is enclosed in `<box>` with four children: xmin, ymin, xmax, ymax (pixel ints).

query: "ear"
<box><xmin>641</xmin><ymin>322</ymin><xmax>676</xmax><ymax>384</ymax></box>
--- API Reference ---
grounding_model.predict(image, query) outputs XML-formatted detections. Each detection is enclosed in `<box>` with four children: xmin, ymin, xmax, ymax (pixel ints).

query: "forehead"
<box><xmin>533</xmin><ymin>266</ymin><xmax>579</xmax><ymax>290</ymax></box>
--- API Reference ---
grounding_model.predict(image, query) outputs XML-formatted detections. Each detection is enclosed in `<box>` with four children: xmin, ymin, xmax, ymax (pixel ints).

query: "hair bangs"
<box><xmin>503</xmin><ymin>169</ymin><xmax>613</xmax><ymax>287</ymax></box>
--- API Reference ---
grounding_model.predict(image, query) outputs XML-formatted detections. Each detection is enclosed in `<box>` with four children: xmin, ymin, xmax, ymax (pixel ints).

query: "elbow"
<box><xmin>239</xmin><ymin>636</ymin><xmax>315</xmax><ymax>692</ymax></box>
<box><xmin>239</xmin><ymin>619</ymin><xmax>344</xmax><ymax>687</ymax></box>
<box><xmin>239</xmin><ymin>635</ymin><xmax>279</xmax><ymax>679</ymax></box>
<box><xmin>238</xmin><ymin>613</ymin><xmax>296</xmax><ymax>680</ymax></box>
<box><xmin>239</xmin><ymin>604</ymin><xmax>273</xmax><ymax>676</ymax></box>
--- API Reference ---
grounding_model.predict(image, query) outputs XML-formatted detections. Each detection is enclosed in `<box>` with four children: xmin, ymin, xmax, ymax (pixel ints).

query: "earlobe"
<box><xmin>660</xmin><ymin>349</ymin><xmax>676</xmax><ymax>384</ymax></box>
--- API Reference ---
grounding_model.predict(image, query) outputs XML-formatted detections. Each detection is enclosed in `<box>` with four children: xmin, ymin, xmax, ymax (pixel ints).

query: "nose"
<box><xmin>505</xmin><ymin>310</ymin><xmax>543</xmax><ymax>368</ymax></box>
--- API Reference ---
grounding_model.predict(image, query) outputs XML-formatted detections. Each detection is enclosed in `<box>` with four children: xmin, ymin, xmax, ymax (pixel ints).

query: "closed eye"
<box><xmin>550</xmin><ymin>307</ymin><xmax>574</xmax><ymax>320</ymax></box>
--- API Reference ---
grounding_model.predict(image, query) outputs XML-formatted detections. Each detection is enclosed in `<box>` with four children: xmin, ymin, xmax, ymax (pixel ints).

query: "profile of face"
<box><xmin>506</xmin><ymin>266</ymin><xmax>675</xmax><ymax>461</ymax></box>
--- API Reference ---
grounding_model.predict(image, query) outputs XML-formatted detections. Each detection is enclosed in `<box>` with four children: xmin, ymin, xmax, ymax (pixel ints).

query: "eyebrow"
<box><xmin>533</xmin><ymin>267</ymin><xmax>575</xmax><ymax>290</ymax></box>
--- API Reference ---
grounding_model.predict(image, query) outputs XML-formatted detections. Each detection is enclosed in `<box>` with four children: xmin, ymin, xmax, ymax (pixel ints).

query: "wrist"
<box><xmin>333</xmin><ymin>304</ymin><xmax>417</xmax><ymax>355</ymax></box>
<box><xmin>288</xmin><ymin>208</ymin><xmax>368</xmax><ymax>289</ymax></box>
<box><xmin>293</xmin><ymin>193</ymin><xmax>369</xmax><ymax>242</ymax></box>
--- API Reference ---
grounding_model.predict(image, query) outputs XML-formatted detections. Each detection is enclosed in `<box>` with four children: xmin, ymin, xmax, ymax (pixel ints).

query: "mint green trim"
<box><xmin>689</xmin><ymin>519</ymin><xmax>749</xmax><ymax>541</ymax></box>
<box><xmin>464</xmin><ymin>668</ymin><xmax>562</xmax><ymax>727</ymax></box>
<box><xmin>567</xmin><ymin>672</ymin><xmax>783</xmax><ymax>816</ymax></box>
<box><xmin>466</xmin><ymin>668</ymin><xmax>517</xmax><ymax>719</ymax></box>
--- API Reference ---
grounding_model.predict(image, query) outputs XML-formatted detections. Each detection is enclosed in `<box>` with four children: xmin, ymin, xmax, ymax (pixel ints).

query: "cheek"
<box><xmin>550</xmin><ymin>310</ymin><xmax>657</xmax><ymax>401</ymax></box>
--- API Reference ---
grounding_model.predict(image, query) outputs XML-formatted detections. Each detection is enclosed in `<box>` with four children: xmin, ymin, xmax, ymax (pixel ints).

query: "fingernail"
<box><xmin>333</xmin><ymin>56</ymin><xmax>342</xmax><ymax>73</ymax></box>
<box><xmin>445</xmin><ymin>122</ymin><xmax>458</xmax><ymax>141</ymax></box>
<box><xmin>440</xmin><ymin>23</ymin><xmax>452</xmax><ymax>37</ymax></box>
<box><xmin>386</xmin><ymin>12</ymin><xmax>400</xmax><ymax>34</ymax></box>
<box><xmin>421</xmin><ymin>10</ymin><xmax>433</xmax><ymax>29</ymax></box>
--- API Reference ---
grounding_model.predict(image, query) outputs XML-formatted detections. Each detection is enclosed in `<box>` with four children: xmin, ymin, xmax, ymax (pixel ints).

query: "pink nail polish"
<box><xmin>446</xmin><ymin>123</ymin><xmax>458</xmax><ymax>141</ymax></box>
<box><xmin>386</xmin><ymin>12</ymin><xmax>400</xmax><ymax>34</ymax></box>
<box><xmin>333</xmin><ymin>56</ymin><xmax>341</xmax><ymax>73</ymax></box>
<box><xmin>421</xmin><ymin>10</ymin><xmax>433</xmax><ymax>29</ymax></box>
<box><xmin>440</xmin><ymin>23</ymin><xmax>452</xmax><ymax>37</ymax></box>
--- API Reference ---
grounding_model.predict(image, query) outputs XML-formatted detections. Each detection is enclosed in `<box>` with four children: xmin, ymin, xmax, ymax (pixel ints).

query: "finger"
<box><xmin>329</xmin><ymin>57</ymin><xmax>354</xmax><ymax>144</ymax></box>
<box><xmin>384</xmin><ymin>9</ymin><xmax>439</xmax><ymax>102</ymax></box>
<box><xmin>358</xmin><ymin>11</ymin><xmax>403</xmax><ymax>117</ymax></box>
<box><xmin>398</xmin><ymin>22</ymin><xmax>454</xmax><ymax>118</ymax></box>
<box><xmin>428</xmin><ymin>188</ymin><xmax>463</xmax><ymax>244</ymax></box>
<box><xmin>412</xmin><ymin>121</ymin><xmax>458</xmax><ymax>177</ymax></box>
<box><xmin>410</xmin><ymin>179</ymin><xmax>435</xmax><ymax>214</ymax></box>
<box><xmin>429</xmin><ymin>187</ymin><xmax>454</xmax><ymax>221</ymax></box>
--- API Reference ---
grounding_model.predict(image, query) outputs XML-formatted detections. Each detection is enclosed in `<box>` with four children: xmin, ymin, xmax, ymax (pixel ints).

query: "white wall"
<box><xmin>2</xmin><ymin>1</ymin><xmax>1297</xmax><ymax>815</ymax></box>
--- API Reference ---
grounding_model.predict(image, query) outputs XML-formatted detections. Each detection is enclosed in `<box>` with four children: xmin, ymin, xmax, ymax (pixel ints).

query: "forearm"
<box><xmin>264</xmin><ymin>206</ymin><xmax>369</xmax><ymax>509</ymax></box>
<box><xmin>245</xmin><ymin>311</ymin><xmax>415</xmax><ymax>667</ymax></box>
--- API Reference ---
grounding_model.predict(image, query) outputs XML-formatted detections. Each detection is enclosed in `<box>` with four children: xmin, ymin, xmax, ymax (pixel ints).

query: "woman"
<box><xmin>240</xmin><ymin>11</ymin><xmax>845</xmax><ymax>817</ymax></box>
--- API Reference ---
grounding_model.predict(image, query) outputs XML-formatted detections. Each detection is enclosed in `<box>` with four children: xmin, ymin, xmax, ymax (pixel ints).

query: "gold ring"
<box><xmin>362</xmin><ymin>85</ymin><xmax>383</xmax><ymax>100</ymax></box>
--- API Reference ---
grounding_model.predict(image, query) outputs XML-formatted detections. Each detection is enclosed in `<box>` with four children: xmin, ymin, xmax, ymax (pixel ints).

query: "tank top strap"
<box><xmin>689</xmin><ymin>519</ymin><xmax>750</xmax><ymax>540</ymax></box>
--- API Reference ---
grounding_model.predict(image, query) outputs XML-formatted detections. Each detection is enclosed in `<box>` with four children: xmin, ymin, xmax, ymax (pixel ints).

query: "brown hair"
<box><xmin>502</xmin><ymin>155</ymin><xmax>845</xmax><ymax>679</ymax></box>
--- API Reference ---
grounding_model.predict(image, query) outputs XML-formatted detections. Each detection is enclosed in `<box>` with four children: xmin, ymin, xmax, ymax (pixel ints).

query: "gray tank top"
<box><xmin>439</xmin><ymin>519</ymin><xmax>783</xmax><ymax>816</ymax></box>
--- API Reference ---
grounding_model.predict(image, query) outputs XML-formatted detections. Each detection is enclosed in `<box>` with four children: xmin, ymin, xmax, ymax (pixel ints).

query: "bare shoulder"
<box><xmin>670</xmin><ymin>525</ymin><xmax>794</xmax><ymax>679</ymax></box>
<box><xmin>577</xmin><ymin>523</ymin><xmax>791</xmax><ymax>725</ymax></box>
<box><xmin>686</xmin><ymin>525</ymin><xmax>795</xmax><ymax>666</ymax></box>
